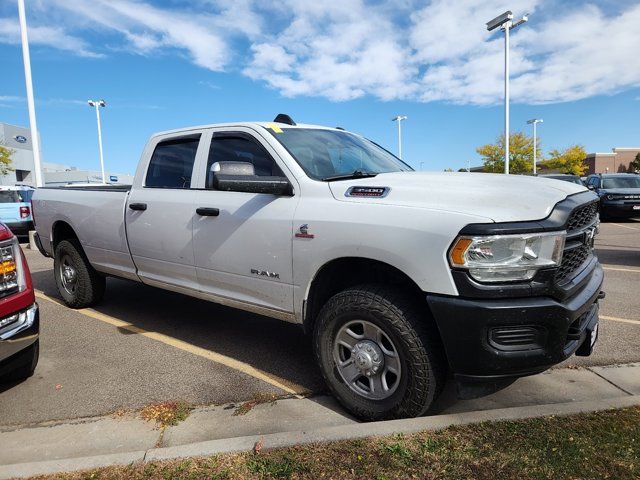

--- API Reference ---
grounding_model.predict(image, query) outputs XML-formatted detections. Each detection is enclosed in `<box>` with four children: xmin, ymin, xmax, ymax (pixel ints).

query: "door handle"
<box><xmin>129</xmin><ymin>202</ymin><xmax>147</xmax><ymax>211</ymax></box>
<box><xmin>196</xmin><ymin>207</ymin><xmax>220</xmax><ymax>217</ymax></box>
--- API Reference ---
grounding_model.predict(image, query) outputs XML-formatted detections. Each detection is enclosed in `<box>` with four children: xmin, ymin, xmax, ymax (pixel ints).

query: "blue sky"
<box><xmin>1</xmin><ymin>0</ymin><xmax>639</xmax><ymax>175</ymax></box>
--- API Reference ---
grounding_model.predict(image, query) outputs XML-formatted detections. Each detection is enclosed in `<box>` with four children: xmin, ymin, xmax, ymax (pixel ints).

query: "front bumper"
<box><xmin>427</xmin><ymin>263</ymin><xmax>604</xmax><ymax>399</ymax></box>
<box><xmin>600</xmin><ymin>201</ymin><xmax>640</xmax><ymax>217</ymax></box>
<box><xmin>0</xmin><ymin>303</ymin><xmax>39</xmax><ymax>366</ymax></box>
<box><xmin>4</xmin><ymin>221</ymin><xmax>34</xmax><ymax>236</ymax></box>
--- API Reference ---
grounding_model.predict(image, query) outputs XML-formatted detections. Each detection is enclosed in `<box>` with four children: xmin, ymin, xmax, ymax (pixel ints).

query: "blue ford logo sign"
<box><xmin>14</xmin><ymin>135</ymin><xmax>27</xmax><ymax>144</ymax></box>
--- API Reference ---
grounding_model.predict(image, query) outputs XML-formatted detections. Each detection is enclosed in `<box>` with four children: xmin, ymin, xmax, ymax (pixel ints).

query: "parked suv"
<box><xmin>0</xmin><ymin>186</ymin><xmax>35</xmax><ymax>236</ymax></box>
<box><xmin>0</xmin><ymin>221</ymin><xmax>39</xmax><ymax>383</ymax></box>
<box><xmin>585</xmin><ymin>173</ymin><xmax>640</xmax><ymax>218</ymax></box>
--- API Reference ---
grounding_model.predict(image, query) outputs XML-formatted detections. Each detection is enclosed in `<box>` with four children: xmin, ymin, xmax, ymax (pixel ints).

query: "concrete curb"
<box><xmin>2</xmin><ymin>395</ymin><xmax>639</xmax><ymax>479</ymax></box>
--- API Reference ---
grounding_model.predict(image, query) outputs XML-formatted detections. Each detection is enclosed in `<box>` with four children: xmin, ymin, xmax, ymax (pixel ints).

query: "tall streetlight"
<box><xmin>17</xmin><ymin>0</ymin><xmax>44</xmax><ymax>187</ymax></box>
<box><xmin>88</xmin><ymin>99</ymin><xmax>106</xmax><ymax>184</ymax></box>
<box><xmin>391</xmin><ymin>115</ymin><xmax>407</xmax><ymax>159</ymax></box>
<box><xmin>487</xmin><ymin>10</ymin><xmax>528</xmax><ymax>175</ymax></box>
<box><xmin>527</xmin><ymin>118</ymin><xmax>543</xmax><ymax>175</ymax></box>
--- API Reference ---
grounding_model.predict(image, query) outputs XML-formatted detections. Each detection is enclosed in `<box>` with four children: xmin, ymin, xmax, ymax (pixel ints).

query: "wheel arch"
<box><xmin>51</xmin><ymin>220</ymin><xmax>80</xmax><ymax>250</ymax></box>
<box><xmin>303</xmin><ymin>256</ymin><xmax>433</xmax><ymax>334</ymax></box>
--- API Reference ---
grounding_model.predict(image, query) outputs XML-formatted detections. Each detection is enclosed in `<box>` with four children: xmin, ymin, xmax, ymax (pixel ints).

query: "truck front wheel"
<box><xmin>54</xmin><ymin>239</ymin><xmax>106</xmax><ymax>308</ymax></box>
<box><xmin>314</xmin><ymin>284</ymin><xmax>445</xmax><ymax>420</ymax></box>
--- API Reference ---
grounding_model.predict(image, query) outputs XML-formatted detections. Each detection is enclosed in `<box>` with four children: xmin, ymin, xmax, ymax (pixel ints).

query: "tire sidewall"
<box><xmin>54</xmin><ymin>240</ymin><xmax>88</xmax><ymax>306</ymax></box>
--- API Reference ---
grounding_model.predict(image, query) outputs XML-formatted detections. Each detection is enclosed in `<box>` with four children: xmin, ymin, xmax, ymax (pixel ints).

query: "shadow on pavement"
<box><xmin>30</xmin><ymin>268</ymin><xmax>325</xmax><ymax>396</ymax></box>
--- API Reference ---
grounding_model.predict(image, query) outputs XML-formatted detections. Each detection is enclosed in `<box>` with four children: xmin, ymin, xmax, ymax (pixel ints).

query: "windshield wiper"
<box><xmin>323</xmin><ymin>170</ymin><xmax>378</xmax><ymax>182</ymax></box>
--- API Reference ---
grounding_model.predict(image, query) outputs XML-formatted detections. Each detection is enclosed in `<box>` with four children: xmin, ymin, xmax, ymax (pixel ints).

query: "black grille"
<box><xmin>556</xmin><ymin>244</ymin><xmax>590</xmax><ymax>284</ymax></box>
<box><xmin>566</xmin><ymin>201</ymin><xmax>598</xmax><ymax>232</ymax></box>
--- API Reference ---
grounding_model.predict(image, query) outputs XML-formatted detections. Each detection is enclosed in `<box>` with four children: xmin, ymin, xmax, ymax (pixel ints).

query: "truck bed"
<box><xmin>32</xmin><ymin>186</ymin><xmax>139</xmax><ymax>281</ymax></box>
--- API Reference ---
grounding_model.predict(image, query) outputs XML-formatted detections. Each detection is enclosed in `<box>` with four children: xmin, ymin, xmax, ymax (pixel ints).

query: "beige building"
<box><xmin>584</xmin><ymin>148</ymin><xmax>640</xmax><ymax>175</ymax></box>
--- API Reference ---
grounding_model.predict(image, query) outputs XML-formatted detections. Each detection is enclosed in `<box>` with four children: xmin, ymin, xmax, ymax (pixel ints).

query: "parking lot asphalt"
<box><xmin>0</xmin><ymin>220</ymin><xmax>638</xmax><ymax>427</ymax></box>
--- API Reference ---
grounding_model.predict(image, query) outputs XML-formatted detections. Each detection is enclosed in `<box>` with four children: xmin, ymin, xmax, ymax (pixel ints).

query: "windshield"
<box><xmin>268</xmin><ymin>128</ymin><xmax>412</xmax><ymax>180</ymax></box>
<box><xmin>602</xmin><ymin>176</ymin><xmax>640</xmax><ymax>189</ymax></box>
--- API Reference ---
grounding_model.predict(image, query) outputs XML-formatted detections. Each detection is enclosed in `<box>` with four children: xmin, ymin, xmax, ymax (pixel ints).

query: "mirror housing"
<box><xmin>210</xmin><ymin>161</ymin><xmax>293</xmax><ymax>195</ymax></box>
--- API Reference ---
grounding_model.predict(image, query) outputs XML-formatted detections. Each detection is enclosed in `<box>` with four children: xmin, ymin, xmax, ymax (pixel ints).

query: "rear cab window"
<box><xmin>145</xmin><ymin>134</ymin><xmax>201</xmax><ymax>189</ymax></box>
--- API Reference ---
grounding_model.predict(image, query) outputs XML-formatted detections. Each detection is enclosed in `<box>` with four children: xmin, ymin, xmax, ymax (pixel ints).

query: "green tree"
<box><xmin>630</xmin><ymin>152</ymin><xmax>640</xmax><ymax>173</ymax></box>
<box><xmin>476</xmin><ymin>132</ymin><xmax>539</xmax><ymax>174</ymax></box>
<box><xmin>0</xmin><ymin>146</ymin><xmax>15</xmax><ymax>176</ymax></box>
<box><xmin>539</xmin><ymin>145</ymin><xmax>587</xmax><ymax>176</ymax></box>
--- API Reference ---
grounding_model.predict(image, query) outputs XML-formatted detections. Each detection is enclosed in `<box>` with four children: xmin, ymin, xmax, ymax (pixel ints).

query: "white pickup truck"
<box><xmin>32</xmin><ymin>115</ymin><xmax>604</xmax><ymax>420</ymax></box>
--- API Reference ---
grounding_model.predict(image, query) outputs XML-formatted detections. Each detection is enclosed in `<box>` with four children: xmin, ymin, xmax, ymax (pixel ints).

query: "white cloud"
<box><xmin>1</xmin><ymin>0</ymin><xmax>640</xmax><ymax>105</ymax></box>
<box><xmin>0</xmin><ymin>17</ymin><xmax>101</xmax><ymax>58</ymax></box>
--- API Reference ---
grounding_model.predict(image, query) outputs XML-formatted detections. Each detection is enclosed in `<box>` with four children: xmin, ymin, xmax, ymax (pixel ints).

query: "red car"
<box><xmin>0</xmin><ymin>222</ymin><xmax>39</xmax><ymax>383</ymax></box>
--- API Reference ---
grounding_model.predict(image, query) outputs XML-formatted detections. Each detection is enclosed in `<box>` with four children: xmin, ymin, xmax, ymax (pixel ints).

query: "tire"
<box><xmin>54</xmin><ymin>239</ymin><xmax>106</xmax><ymax>308</ymax></box>
<box><xmin>1</xmin><ymin>340</ymin><xmax>39</xmax><ymax>383</ymax></box>
<box><xmin>313</xmin><ymin>284</ymin><xmax>446</xmax><ymax>421</ymax></box>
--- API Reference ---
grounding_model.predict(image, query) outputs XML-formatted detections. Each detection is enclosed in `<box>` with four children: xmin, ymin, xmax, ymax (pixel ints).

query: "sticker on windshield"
<box><xmin>345</xmin><ymin>186</ymin><xmax>390</xmax><ymax>198</ymax></box>
<box><xmin>267</xmin><ymin>123</ymin><xmax>283</xmax><ymax>133</ymax></box>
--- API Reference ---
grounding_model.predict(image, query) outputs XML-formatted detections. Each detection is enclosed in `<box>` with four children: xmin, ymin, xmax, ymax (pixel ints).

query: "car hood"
<box><xmin>601</xmin><ymin>188</ymin><xmax>640</xmax><ymax>195</ymax></box>
<box><xmin>328</xmin><ymin>172</ymin><xmax>588</xmax><ymax>223</ymax></box>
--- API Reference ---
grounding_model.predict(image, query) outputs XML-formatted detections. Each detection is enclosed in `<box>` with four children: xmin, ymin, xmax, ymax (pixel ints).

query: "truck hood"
<box><xmin>328</xmin><ymin>172</ymin><xmax>587</xmax><ymax>223</ymax></box>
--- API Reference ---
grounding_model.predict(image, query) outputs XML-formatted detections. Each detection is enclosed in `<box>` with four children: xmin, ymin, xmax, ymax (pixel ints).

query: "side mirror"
<box><xmin>210</xmin><ymin>161</ymin><xmax>293</xmax><ymax>195</ymax></box>
<box><xmin>587</xmin><ymin>184</ymin><xmax>595</xmax><ymax>190</ymax></box>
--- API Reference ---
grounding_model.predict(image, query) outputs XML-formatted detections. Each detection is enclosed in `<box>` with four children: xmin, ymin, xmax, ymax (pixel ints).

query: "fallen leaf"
<box><xmin>254</xmin><ymin>438</ymin><xmax>263</xmax><ymax>454</ymax></box>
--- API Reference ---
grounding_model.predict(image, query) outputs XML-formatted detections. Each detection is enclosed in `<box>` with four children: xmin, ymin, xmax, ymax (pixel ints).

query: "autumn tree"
<box><xmin>539</xmin><ymin>145</ymin><xmax>587</xmax><ymax>176</ymax></box>
<box><xmin>630</xmin><ymin>153</ymin><xmax>640</xmax><ymax>173</ymax></box>
<box><xmin>476</xmin><ymin>132</ymin><xmax>539</xmax><ymax>174</ymax></box>
<box><xmin>0</xmin><ymin>146</ymin><xmax>14</xmax><ymax>176</ymax></box>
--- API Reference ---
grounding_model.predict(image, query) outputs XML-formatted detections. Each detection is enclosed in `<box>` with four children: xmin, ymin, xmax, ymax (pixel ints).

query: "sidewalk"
<box><xmin>1</xmin><ymin>363</ymin><xmax>639</xmax><ymax>479</ymax></box>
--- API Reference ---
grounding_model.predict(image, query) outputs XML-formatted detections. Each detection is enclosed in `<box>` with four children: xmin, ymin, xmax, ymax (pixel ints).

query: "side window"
<box><xmin>206</xmin><ymin>136</ymin><xmax>283</xmax><ymax>189</ymax></box>
<box><xmin>145</xmin><ymin>134</ymin><xmax>201</xmax><ymax>189</ymax></box>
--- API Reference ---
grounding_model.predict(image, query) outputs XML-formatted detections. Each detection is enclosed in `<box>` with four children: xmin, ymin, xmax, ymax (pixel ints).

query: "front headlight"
<box><xmin>449</xmin><ymin>231</ymin><xmax>566</xmax><ymax>283</ymax></box>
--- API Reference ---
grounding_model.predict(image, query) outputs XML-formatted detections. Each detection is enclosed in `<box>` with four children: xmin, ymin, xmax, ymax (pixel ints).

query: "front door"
<box><xmin>126</xmin><ymin>132</ymin><xmax>205</xmax><ymax>291</ymax></box>
<box><xmin>191</xmin><ymin>129</ymin><xmax>298</xmax><ymax>314</ymax></box>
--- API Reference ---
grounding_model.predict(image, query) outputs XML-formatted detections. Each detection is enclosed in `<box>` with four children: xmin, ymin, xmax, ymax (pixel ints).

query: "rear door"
<box><xmin>191</xmin><ymin>128</ymin><xmax>298</xmax><ymax>315</ymax></box>
<box><xmin>125</xmin><ymin>131</ymin><xmax>206</xmax><ymax>291</ymax></box>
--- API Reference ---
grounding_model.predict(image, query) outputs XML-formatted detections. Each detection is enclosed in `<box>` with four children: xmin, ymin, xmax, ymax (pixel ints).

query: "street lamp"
<box><xmin>88</xmin><ymin>99</ymin><xmax>107</xmax><ymax>184</ymax></box>
<box><xmin>391</xmin><ymin>115</ymin><xmax>407</xmax><ymax>159</ymax></box>
<box><xmin>487</xmin><ymin>10</ymin><xmax>529</xmax><ymax>175</ymax></box>
<box><xmin>17</xmin><ymin>0</ymin><xmax>44</xmax><ymax>187</ymax></box>
<box><xmin>527</xmin><ymin>118</ymin><xmax>543</xmax><ymax>175</ymax></box>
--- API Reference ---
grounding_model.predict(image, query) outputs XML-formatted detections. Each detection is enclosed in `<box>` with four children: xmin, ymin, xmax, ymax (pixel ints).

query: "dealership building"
<box><xmin>583</xmin><ymin>148</ymin><xmax>640</xmax><ymax>175</ymax></box>
<box><xmin>0</xmin><ymin>122</ymin><xmax>133</xmax><ymax>186</ymax></box>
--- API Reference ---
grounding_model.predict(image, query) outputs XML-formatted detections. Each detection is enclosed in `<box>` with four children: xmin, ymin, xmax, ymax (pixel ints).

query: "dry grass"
<box><xmin>31</xmin><ymin>406</ymin><xmax>640</xmax><ymax>480</ymax></box>
<box><xmin>139</xmin><ymin>401</ymin><xmax>193</xmax><ymax>427</ymax></box>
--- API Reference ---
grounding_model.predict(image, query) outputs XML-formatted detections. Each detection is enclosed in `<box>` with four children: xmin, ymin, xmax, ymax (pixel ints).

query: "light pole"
<box><xmin>88</xmin><ymin>99</ymin><xmax>106</xmax><ymax>183</ymax></box>
<box><xmin>392</xmin><ymin>115</ymin><xmax>407</xmax><ymax>159</ymax></box>
<box><xmin>527</xmin><ymin>118</ymin><xmax>543</xmax><ymax>175</ymax></box>
<box><xmin>487</xmin><ymin>10</ymin><xmax>528</xmax><ymax>175</ymax></box>
<box><xmin>17</xmin><ymin>0</ymin><xmax>44</xmax><ymax>187</ymax></box>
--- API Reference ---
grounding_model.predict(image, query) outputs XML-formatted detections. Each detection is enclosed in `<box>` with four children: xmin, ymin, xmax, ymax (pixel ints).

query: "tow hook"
<box><xmin>597</xmin><ymin>291</ymin><xmax>606</xmax><ymax>300</ymax></box>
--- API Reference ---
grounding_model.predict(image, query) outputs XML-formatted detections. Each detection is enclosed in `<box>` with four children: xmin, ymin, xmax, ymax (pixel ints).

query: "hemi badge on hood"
<box><xmin>345</xmin><ymin>186</ymin><xmax>390</xmax><ymax>198</ymax></box>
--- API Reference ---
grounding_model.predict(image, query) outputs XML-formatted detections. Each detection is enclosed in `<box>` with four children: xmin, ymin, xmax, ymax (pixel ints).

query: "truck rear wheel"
<box><xmin>313</xmin><ymin>284</ymin><xmax>445</xmax><ymax>420</ymax></box>
<box><xmin>54</xmin><ymin>239</ymin><xmax>105</xmax><ymax>308</ymax></box>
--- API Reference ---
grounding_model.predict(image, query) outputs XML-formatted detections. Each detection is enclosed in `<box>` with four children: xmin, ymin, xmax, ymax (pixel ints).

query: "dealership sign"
<box><xmin>14</xmin><ymin>135</ymin><xmax>27</xmax><ymax>143</ymax></box>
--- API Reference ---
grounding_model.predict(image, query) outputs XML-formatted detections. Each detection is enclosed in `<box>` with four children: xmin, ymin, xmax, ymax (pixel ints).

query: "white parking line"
<box><xmin>601</xmin><ymin>315</ymin><xmax>640</xmax><ymax>326</ymax></box>
<box><xmin>602</xmin><ymin>266</ymin><xmax>640</xmax><ymax>274</ymax></box>
<box><xmin>610</xmin><ymin>223</ymin><xmax>640</xmax><ymax>231</ymax></box>
<box><xmin>35</xmin><ymin>290</ymin><xmax>307</xmax><ymax>397</ymax></box>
